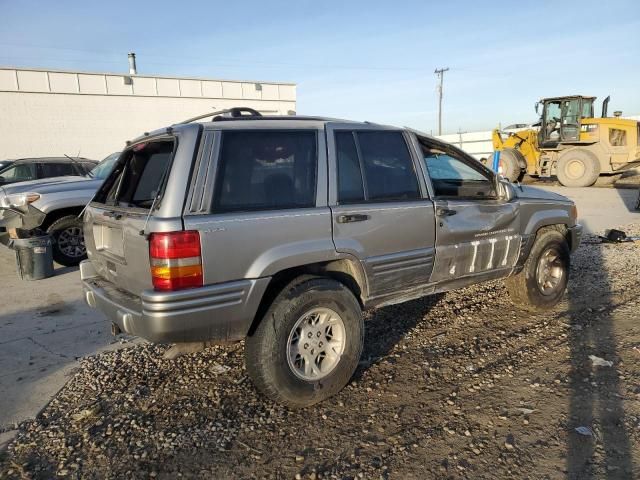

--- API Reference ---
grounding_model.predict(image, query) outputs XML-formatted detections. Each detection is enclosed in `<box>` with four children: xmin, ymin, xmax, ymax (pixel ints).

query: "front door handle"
<box><xmin>436</xmin><ymin>208</ymin><xmax>457</xmax><ymax>217</ymax></box>
<box><xmin>337</xmin><ymin>214</ymin><xmax>370</xmax><ymax>223</ymax></box>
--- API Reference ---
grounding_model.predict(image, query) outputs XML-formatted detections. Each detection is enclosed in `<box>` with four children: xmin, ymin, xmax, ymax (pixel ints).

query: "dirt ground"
<box><xmin>1</xmin><ymin>225</ymin><xmax>640</xmax><ymax>480</ymax></box>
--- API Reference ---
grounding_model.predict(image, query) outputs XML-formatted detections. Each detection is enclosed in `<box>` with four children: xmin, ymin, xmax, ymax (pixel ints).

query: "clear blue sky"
<box><xmin>1</xmin><ymin>0</ymin><xmax>638</xmax><ymax>133</ymax></box>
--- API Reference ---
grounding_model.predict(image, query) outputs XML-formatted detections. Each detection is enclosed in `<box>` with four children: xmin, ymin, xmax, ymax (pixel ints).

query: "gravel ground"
<box><xmin>2</xmin><ymin>223</ymin><xmax>640</xmax><ymax>480</ymax></box>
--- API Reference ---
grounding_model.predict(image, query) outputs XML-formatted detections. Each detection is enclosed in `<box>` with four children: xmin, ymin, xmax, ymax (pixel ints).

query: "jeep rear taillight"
<box><xmin>149</xmin><ymin>231</ymin><xmax>203</xmax><ymax>291</ymax></box>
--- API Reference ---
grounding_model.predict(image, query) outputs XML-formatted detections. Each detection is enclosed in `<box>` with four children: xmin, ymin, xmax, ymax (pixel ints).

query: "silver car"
<box><xmin>80</xmin><ymin>108</ymin><xmax>582</xmax><ymax>407</ymax></box>
<box><xmin>0</xmin><ymin>153</ymin><xmax>119</xmax><ymax>265</ymax></box>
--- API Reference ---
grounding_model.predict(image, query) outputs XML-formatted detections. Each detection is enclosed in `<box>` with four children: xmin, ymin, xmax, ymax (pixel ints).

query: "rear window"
<box><xmin>212</xmin><ymin>130</ymin><xmax>317</xmax><ymax>212</ymax></box>
<box><xmin>94</xmin><ymin>140</ymin><xmax>174</xmax><ymax>209</ymax></box>
<box><xmin>336</xmin><ymin>131</ymin><xmax>364</xmax><ymax>203</ymax></box>
<box><xmin>357</xmin><ymin>131</ymin><xmax>420</xmax><ymax>202</ymax></box>
<box><xmin>335</xmin><ymin>130</ymin><xmax>420</xmax><ymax>203</ymax></box>
<box><xmin>39</xmin><ymin>162</ymin><xmax>76</xmax><ymax>178</ymax></box>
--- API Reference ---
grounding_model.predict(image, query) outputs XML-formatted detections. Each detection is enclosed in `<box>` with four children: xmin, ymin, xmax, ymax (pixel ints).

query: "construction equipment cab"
<box><xmin>538</xmin><ymin>95</ymin><xmax>595</xmax><ymax>146</ymax></box>
<box><xmin>492</xmin><ymin>95</ymin><xmax>640</xmax><ymax>187</ymax></box>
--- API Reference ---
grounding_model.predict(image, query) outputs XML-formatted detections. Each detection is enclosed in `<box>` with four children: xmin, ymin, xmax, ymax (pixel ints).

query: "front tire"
<box><xmin>245</xmin><ymin>276</ymin><xmax>364</xmax><ymax>408</ymax></box>
<box><xmin>46</xmin><ymin>215</ymin><xmax>86</xmax><ymax>266</ymax></box>
<box><xmin>505</xmin><ymin>229</ymin><xmax>570</xmax><ymax>311</ymax></box>
<box><xmin>498</xmin><ymin>149</ymin><xmax>524</xmax><ymax>183</ymax></box>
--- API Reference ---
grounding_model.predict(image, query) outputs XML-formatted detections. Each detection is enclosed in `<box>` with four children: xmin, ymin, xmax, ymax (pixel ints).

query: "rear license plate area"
<box><xmin>93</xmin><ymin>224</ymin><xmax>124</xmax><ymax>257</ymax></box>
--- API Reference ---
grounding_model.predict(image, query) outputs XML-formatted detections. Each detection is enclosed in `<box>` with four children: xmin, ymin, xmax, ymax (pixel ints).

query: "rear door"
<box><xmin>83</xmin><ymin>126</ymin><xmax>199</xmax><ymax>296</ymax></box>
<box><xmin>182</xmin><ymin>125</ymin><xmax>332</xmax><ymax>286</ymax></box>
<box><xmin>413</xmin><ymin>135</ymin><xmax>520</xmax><ymax>283</ymax></box>
<box><xmin>328</xmin><ymin>125</ymin><xmax>436</xmax><ymax>299</ymax></box>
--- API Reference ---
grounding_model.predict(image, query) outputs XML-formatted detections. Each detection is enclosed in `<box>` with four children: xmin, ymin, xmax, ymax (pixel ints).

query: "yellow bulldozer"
<box><xmin>490</xmin><ymin>95</ymin><xmax>640</xmax><ymax>186</ymax></box>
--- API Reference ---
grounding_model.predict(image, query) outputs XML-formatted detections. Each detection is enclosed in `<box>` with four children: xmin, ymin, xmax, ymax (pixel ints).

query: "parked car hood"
<box><xmin>0</xmin><ymin>175</ymin><xmax>101</xmax><ymax>195</ymax></box>
<box><xmin>515</xmin><ymin>185</ymin><xmax>572</xmax><ymax>203</ymax></box>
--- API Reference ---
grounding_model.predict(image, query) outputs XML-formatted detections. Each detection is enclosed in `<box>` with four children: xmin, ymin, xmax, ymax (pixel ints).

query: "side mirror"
<box><xmin>534</xmin><ymin>102</ymin><xmax>540</xmax><ymax>115</ymax></box>
<box><xmin>497</xmin><ymin>177</ymin><xmax>515</xmax><ymax>201</ymax></box>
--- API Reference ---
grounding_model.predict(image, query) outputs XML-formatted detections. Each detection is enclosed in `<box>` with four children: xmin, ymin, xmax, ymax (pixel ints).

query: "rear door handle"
<box><xmin>337</xmin><ymin>214</ymin><xmax>370</xmax><ymax>223</ymax></box>
<box><xmin>436</xmin><ymin>208</ymin><xmax>457</xmax><ymax>217</ymax></box>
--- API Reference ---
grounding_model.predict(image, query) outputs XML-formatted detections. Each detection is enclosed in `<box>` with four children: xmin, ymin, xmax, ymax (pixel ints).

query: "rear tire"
<box><xmin>505</xmin><ymin>229</ymin><xmax>570</xmax><ymax>312</ymax></box>
<box><xmin>499</xmin><ymin>149</ymin><xmax>524</xmax><ymax>182</ymax></box>
<box><xmin>46</xmin><ymin>215</ymin><xmax>86</xmax><ymax>266</ymax></box>
<box><xmin>245</xmin><ymin>276</ymin><xmax>364</xmax><ymax>408</ymax></box>
<box><xmin>556</xmin><ymin>149</ymin><xmax>600</xmax><ymax>187</ymax></box>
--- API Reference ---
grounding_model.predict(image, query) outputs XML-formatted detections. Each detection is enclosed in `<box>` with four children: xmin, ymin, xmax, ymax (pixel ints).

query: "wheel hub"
<box><xmin>287</xmin><ymin>307</ymin><xmax>346</xmax><ymax>381</ymax></box>
<box><xmin>57</xmin><ymin>226</ymin><xmax>85</xmax><ymax>258</ymax></box>
<box><xmin>535</xmin><ymin>247</ymin><xmax>564</xmax><ymax>295</ymax></box>
<box><xmin>566</xmin><ymin>159</ymin><xmax>585</xmax><ymax>179</ymax></box>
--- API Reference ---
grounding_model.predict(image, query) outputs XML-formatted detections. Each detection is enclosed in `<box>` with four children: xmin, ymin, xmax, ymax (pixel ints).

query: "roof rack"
<box><xmin>176</xmin><ymin>107</ymin><xmax>262</xmax><ymax>125</ymax></box>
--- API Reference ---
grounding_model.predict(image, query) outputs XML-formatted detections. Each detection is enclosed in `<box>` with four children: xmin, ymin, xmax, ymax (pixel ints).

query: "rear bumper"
<box><xmin>568</xmin><ymin>224</ymin><xmax>583</xmax><ymax>253</ymax></box>
<box><xmin>80</xmin><ymin>261</ymin><xmax>270</xmax><ymax>343</ymax></box>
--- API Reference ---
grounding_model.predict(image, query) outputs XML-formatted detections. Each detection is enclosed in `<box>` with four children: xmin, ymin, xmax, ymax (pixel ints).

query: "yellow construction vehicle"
<box><xmin>490</xmin><ymin>95</ymin><xmax>640</xmax><ymax>186</ymax></box>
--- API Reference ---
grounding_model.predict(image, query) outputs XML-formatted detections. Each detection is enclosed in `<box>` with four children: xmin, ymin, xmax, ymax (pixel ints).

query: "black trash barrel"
<box><xmin>14</xmin><ymin>235</ymin><xmax>54</xmax><ymax>280</ymax></box>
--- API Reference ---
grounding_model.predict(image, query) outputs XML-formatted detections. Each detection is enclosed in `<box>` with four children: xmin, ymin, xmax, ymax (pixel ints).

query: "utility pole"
<box><xmin>434</xmin><ymin>67</ymin><xmax>449</xmax><ymax>135</ymax></box>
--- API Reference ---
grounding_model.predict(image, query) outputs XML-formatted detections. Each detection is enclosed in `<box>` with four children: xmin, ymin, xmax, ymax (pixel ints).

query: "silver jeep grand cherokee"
<box><xmin>81</xmin><ymin>108</ymin><xmax>582</xmax><ymax>407</ymax></box>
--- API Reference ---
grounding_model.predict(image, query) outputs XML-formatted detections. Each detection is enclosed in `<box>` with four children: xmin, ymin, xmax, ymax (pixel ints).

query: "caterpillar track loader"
<box><xmin>491</xmin><ymin>95</ymin><xmax>640</xmax><ymax>186</ymax></box>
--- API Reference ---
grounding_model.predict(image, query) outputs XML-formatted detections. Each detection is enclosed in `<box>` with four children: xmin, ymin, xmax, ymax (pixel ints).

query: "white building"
<box><xmin>436</xmin><ymin>130</ymin><xmax>494</xmax><ymax>160</ymax></box>
<box><xmin>0</xmin><ymin>66</ymin><xmax>296</xmax><ymax>161</ymax></box>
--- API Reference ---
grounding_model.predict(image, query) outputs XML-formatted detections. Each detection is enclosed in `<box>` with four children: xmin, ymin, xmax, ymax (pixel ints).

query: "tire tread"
<box><xmin>245</xmin><ymin>275</ymin><xmax>363</xmax><ymax>408</ymax></box>
<box><xmin>46</xmin><ymin>214</ymin><xmax>86</xmax><ymax>266</ymax></box>
<box><xmin>505</xmin><ymin>228</ymin><xmax>570</xmax><ymax>312</ymax></box>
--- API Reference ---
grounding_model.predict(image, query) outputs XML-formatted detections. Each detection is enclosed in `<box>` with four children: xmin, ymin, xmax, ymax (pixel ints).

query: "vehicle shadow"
<box><xmin>353</xmin><ymin>293</ymin><xmax>445</xmax><ymax>381</ymax></box>
<box><xmin>565</xmin><ymin>234</ymin><xmax>634</xmax><ymax>478</ymax></box>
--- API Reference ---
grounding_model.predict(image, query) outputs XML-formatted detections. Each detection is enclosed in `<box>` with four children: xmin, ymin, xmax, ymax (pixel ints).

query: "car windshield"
<box><xmin>89</xmin><ymin>152</ymin><xmax>120</xmax><ymax>179</ymax></box>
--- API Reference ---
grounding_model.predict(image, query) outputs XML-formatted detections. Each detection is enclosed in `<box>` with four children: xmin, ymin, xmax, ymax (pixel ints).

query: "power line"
<box><xmin>434</xmin><ymin>67</ymin><xmax>449</xmax><ymax>135</ymax></box>
<box><xmin>0</xmin><ymin>43</ymin><xmax>426</xmax><ymax>72</ymax></box>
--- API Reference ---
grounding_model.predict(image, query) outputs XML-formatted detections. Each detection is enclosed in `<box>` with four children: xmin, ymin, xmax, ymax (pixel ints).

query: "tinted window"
<box><xmin>357</xmin><ymin>131</ymin><xmax>420</xmax><ymax>201</ymax></box>
<box><xmin>0</xmin><ymin>163</ymin><xmax>36</xmax><ymax>182</ymax></box>
<box><xmin>422</xmin><ymin>145</ymin><xmax>494</xmax><ymax>198</ymax></box>
<box><xmin>213</xmin><ymin>131</ymin><xmax>317</xmax><ymax>212</ymax></box>
<box><xmin>425</xmin><ymin>154</ymin><xmax>487</xmax><ymax>181</ymax></box>
<box><xmin>336</xmin><ymin>132</ymin><xmax>364</xmax><ymax>203</ymax></box>
<box><xmin>39</xmin><ymin>162</ymin><xmax>76</xmax><ymax>178</ymax></box>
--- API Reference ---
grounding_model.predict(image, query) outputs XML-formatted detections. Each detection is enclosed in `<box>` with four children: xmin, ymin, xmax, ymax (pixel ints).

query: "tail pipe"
<box><xmin>601</xmin><ymin>95</ymin><xmax>610</xmax><ymax>118</ymax></box>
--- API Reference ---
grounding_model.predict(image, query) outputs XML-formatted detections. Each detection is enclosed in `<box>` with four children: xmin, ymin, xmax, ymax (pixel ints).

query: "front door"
<box><xmin>414</xmin><ymin>135</ymin><xmax>520</xmax><ymax>283</ymax></box>
<box><xmin>540</xmin><ymin>100</ymin><xmax>562</xmax><ymax>147</ymax></box>
<box><xmin>328</xmin><ymin>126</ymin><xmax>436</xmax><ymax>299</ymax></box>
<box><xmin>560</xmin><ymin>98</ymin><xmax>581</xmax><ymax>142</ymax></box>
